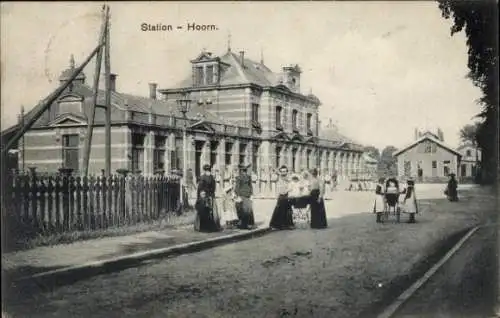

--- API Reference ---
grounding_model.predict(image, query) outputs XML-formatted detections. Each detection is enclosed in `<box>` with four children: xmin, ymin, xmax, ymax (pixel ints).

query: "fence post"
<box><xmin>116</xmin><ymin>169</ymin><xmax>129</xmax><ymax>223</ymax></box>
<box><xmin>59</xmin><ymin>167</ymin><xmax>73</xmax><ymax>231</ymax></box>
<box><xmin>28</xmin><ymin>167</ymin><xmax>38</xmax><ymax>230</ymax></box>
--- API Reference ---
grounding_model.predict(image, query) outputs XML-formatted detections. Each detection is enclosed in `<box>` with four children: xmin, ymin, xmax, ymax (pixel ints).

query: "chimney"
<box><xmin>149</xmin><ymin>83</ymin><xmax>157</xmax><ymax>99</ymax></box>
<box><xmin>239</xmin><ymin>51</ymin><xmax>245</xmax><ymax>67</ymax></box>
<box><xmin>109</xmin><ymin>73</ymin><xmax>117</xmax><ymax>92</ymax></box>
<box><xmin>414</xmin><ymin>128</ymin><xmax>418</xmax><ymax>140</ymax></box>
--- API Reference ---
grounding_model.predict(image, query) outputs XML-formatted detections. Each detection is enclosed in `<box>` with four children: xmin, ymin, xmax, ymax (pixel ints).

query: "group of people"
<box><xmin>186</xmin><ymin>165</ymin><xmax>342</xmax><ymax>199</ymax></box>
<box><xmin>371</xmin><ymin>173</ymin><xmax>461</xmax><ymax>224</ymax></box>
<box><xmin>191</xmin><ymin>163</ymin><xmax>329</xmax><ymax>233</ymax></box>
<box><xmin>269</xmin><ymin>165</ymin><xmax>328</xmax><ymax>230</ymax></box>
<box><xmin>193</xmin><ymin>164</ymin><xmax>257</xmax><ymax>232</ymax></box>
<box><xmin>372</xmin><ymin>177</ymin><xmax>419</xmax><ymax>223</ymax></box>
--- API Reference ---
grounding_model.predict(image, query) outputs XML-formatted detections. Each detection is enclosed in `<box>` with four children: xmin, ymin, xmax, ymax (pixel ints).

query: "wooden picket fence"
<box><xmin>1</xmin><ymin>171</ymin><xmax>181</xmax><ymax>238</ymax></box>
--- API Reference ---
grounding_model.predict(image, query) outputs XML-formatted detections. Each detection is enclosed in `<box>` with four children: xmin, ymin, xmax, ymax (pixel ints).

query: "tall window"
<box><xmin>292</xmin><ymin>109</ymin><xmax>298</xmax><ymax>132</ymax></box>
<box><xmin>206</xmin><ymin>65</ymin><xmax>214</xmax><ymax>84</ymax></box>
<box><xmin>251</xmin><ymin>104</ymin><xmax>260</xmax><ymax>123</ymax></box>
<box><xmin>225</xmin><ymin>143</ymin><xmax>233</xmax><ymax>165</ymax></box>
<box><xmin>131</xmin><ymin>133</ymin><xmax>145</xmax><ymax>173</ymax></box>
<box><xmin>432</xmin><ymin>160</ymin><xmax>437</xmax><ymax>169</ymax></box>
<box><xmin>275</xmin><ymin>146</ymin><xmax>282</xmax><ymax>168</ymax></box>
<box><xmin>195</xmin><ymin>66</ymin><xmax>204</xmax><ymax>86</ymax></box>
<box><xmin>62</xmin><ymin>134</ymin><xmax>79</xmax><ymax>172</ymax></box>
<box><xmin>306</xmin><ymin>113</ymin><xmax>312</xmax><ymax>135</ymax></box>
<box><xmin>252</xmin><ymin>144</ymin><xmax>259</xmax><ymax>173</ymax></box>
<box><xmin>239</xmin><ymin>143</ymin><xmax>247</xmax><ymax>165</ymax></box>
<box><xmin>154</xmin><ymin>135</ymin><xmax>166</xmax><ymax>172</ymax></box>
<box><xmin>275</xmin><ymin>106</ymin><xmax>283</xmax><ymax>130</ymax></box>
<box><xmin>466</xmin><ymin>149</ymin><xmax>471</xmax><ymax>156</ymax></box>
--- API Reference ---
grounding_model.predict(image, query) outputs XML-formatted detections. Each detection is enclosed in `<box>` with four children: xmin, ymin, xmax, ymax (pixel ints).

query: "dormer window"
<box><xmin>206</xmin><ymin>65</ymin><xmax>214</xmax><ymax>84</ymax></box>
<box><xmin>195</xmin><ymin>66</ymin><xmax>204</xmax><ymax>86</ymax></box>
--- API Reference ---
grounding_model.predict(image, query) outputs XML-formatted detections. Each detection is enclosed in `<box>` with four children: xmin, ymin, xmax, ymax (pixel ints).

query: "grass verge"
<box><xmin>5</xmin><ymin>209</ymin><xmax>196</xmax><ymax>252</ymax></box>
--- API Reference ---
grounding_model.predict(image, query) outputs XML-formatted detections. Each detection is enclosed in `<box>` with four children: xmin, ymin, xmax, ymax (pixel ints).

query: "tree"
<box><xmin>459</xmin><ymin>123</ymin><xmax>480</xmax><ymax>146</ymax></box>
<box><xmin>363</xmin><ymin>145</ymin><xmax>380</xmax><ymax>161</ymax></box>
<box><xmin>378</xmin><ymin>146</ymin><xmax>398</xmax><ymax>178</ymax></box>
<box><xmin>437</xmin><ymin>0</ymin><xmax>498</xmax><ymax>184</ymax></box>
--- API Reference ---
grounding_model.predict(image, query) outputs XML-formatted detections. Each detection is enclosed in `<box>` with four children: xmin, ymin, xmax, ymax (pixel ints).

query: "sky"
<box><xmin>1</xmin><ymin>1</ymin><xmax>482</xmax><ymax>150</ymax></box>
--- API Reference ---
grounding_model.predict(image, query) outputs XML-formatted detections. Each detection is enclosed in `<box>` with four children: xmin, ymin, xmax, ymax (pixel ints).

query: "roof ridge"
<box><xmin>228</xmin><ymin>52</ymin><xmax>251</xmax><ymax>83</ymax></box>
<box><xmin>394</xmin><ymin>135</ymin><xmax>460</xmax><ymax>157</ymax></box>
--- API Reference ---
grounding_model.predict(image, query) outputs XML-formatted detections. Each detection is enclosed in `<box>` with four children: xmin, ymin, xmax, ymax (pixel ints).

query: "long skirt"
<box><xmin>235</xmin><ymin>197</ymin><xmax>255</xmax><ymax>228</ymax></box>
<box><xmin>194</xmin><ymin>197</ymin><xmax>221</xmax><ymax>232</ymax></box>
<box><xmin>310</xmin><ymin>190</ymin><xmax>327</xmax><ymax>229</ymax></box>
<box><xmin>269</xmin><ymin>194</ymin><xmax>294</xmax><ymax>230</ymax></box>
<box><xmin>221</xmin><ymin>195</ymin><xmax>239</xmax><ymax>226</ymax></box>
<box><xmin>446</xmin><ymin>185</ymin><xmax>458</xmax><ymax>201</ymax></box>
<box><xmin>373</xmin><ymin>194</ymin><xmax>385</xmax><ymax>213</ymax></box>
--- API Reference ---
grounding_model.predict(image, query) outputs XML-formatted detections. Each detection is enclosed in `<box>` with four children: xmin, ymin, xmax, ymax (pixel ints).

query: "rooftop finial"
<box><xmin>227</xmin><ymin>31</ymin><xmax>231</xmax><ymax>52</ymax></box>
<box><xmin>69</xmin><ymin>54</ymin><xmax>75</xmax><ymax>69</ymax></box>
<box><xmin>260</xmin><ymin>47</ymin><xmax>264</xmax><ymax>64</ymax></box>
<box><xmin>309</xmin><ymin>87</ymin><xmax>313</xmax><ymax>95</ymax></box>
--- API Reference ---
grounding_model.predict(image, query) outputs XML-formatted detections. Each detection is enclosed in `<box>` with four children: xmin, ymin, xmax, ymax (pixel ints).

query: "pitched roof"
<box><xmin>318</xmin><ymin>124</ymin><xmax>358</xmax><ymax>145</ymax></box>
<box><xmin>393</xmin><ymin>135</ymin><xmax>461</xmax><ymax>157</ymax></box>
<box><xmin>363</xmin><ymin>153</ymin><xmax>378</xmax><ymax>164</ymax></box>
<box><xmin>456</xmin><ymin>142</ymin><xmax>476</xmax><ymax>150</ymax></box>
<box><xmin>7</xmin><ymin>82</ymin><xmax>232</xmax><ymax>132</ymax></box>
<box><xmin>168</xmin><ymin>51</ymin><xmax>322</xmax><ymax>104</ymax></box>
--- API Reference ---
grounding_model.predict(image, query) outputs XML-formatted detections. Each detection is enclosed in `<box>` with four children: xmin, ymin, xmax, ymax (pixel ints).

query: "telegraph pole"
<box><xmin>82</xmin><ymin>5</ymin><xmax>106</xmax><ymax>176</ymax></box>
<box><xmin>104</xmin><ymin>5</ymin><xmax>111</xmax><ymax>178</ymax></box>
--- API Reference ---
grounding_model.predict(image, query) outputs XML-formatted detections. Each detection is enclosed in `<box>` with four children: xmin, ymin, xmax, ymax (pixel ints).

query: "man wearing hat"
<box><xmin>234</xmin><ymin>163</ymin><xmax>255</xmax><ymax>229</ymax></box>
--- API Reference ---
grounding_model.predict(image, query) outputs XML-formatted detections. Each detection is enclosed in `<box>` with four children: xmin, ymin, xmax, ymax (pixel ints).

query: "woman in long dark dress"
<box><xmin>445</xmin><ymin>173</ymin><xmax>459</xmax><ymax>201</ymax></box>
<box><xmin>194</xmin><ymin>164</ymin><xmax>221</xmax><ymax>232</ymax></box>
<box><xmin>269</xmin><ymin>165</ymin><xmax>295</xmax><ymax>230</ymax></box>
<box><xmin>309</xmin><ymin>168</ymin><xmax>328</xmax><ymax>229</ymax></box>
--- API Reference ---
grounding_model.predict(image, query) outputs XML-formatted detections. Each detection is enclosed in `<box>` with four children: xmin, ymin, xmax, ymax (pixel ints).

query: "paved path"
<box><xmin>3</xmin><ymin>186</ymin><xmax>496</xmax><ymax>318</ymax></box>
<box><xmin>394</xmin><ymin>224</ymin><xmax>498</xmax><ymax>318</ymax></box>
<box><xmin>2</xmin><ymin>184</ymin><xmax>478</xmax><ymax>279</ymax></box>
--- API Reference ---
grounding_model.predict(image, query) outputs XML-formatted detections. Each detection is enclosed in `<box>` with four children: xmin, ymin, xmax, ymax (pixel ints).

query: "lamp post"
<box><xmin>176</xmin><ymin>93</ymin><xmax>192</xmax><ymax>208</ymax></box>
<box><xmin>176</xmin><ymin>94</ymin><xmax>192</xmax><ymax>177</ymax></box>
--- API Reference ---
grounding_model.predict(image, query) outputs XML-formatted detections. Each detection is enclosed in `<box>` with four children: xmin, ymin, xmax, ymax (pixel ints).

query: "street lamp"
<box><xmin>176</xmin><ymin>93</ymin><xmax>192</xmax><ymax>184</ymax></box>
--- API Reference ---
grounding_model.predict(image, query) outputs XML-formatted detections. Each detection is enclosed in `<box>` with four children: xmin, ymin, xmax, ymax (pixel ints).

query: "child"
<box><xmin>373</xmin><ymin>177</ymin><xmax>385</xmax><ymax>223</ymax></box>
<box><xmin>221</xmin><ymin>185</ymin><xmax>239</xmax><ymax>227</ymax></box>
<box><xmin>288</xmin><ymin>174</ymin><xmax>303</xmax><ymax>198</ymax></box>
<box><xmin>402</xmin><ymin>179</ymin><xmax>418</xmax><ymax>223</ymax></box>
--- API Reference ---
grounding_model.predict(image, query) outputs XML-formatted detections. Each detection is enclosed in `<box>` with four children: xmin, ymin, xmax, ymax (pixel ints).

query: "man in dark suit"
<box><xmin>234</xmin><ymin>164</ymin><xmax>255</xmax><ymax>229</ymax></box>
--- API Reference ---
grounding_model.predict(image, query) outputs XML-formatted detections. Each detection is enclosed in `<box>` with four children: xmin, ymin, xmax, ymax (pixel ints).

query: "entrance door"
<box><xmin>195</xmin><ymin>140</ymin><xmax>204</xmax><ymax>178</ymax></box>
